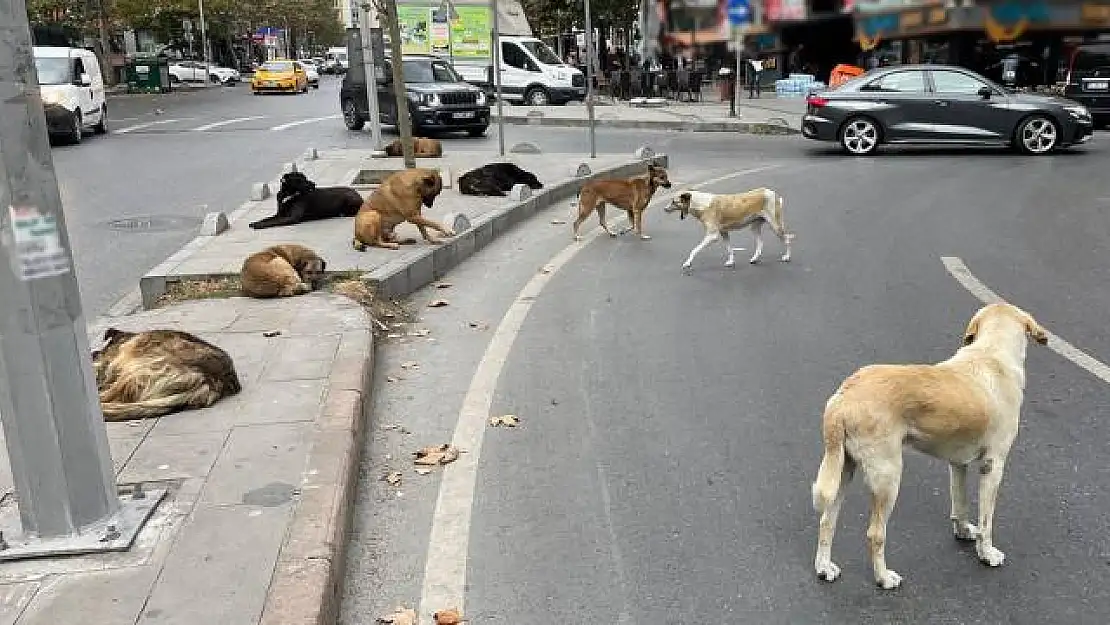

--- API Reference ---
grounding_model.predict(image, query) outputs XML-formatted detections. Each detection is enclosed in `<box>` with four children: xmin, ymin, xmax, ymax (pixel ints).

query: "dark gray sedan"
<box><xmin>801</xmin><ymin>64</ymin><xmax>1094</xmax><ymax>155</ymax></box>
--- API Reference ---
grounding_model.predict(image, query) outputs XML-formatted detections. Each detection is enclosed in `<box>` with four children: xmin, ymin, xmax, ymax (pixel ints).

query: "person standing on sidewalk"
<box><xmin>748</xmin><ymin>53</ymin><xmax>764</xmax><ymax>98</ymax></box>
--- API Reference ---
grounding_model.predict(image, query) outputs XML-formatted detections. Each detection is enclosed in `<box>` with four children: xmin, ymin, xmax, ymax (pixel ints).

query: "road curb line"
<box><xmin>490</xmin><ymin>114</ymin><xmax>799</xmax><ymax>135</ymax></box>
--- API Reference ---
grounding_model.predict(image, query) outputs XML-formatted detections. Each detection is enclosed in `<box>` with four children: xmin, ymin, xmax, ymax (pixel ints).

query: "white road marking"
<box><xmin>941</xmin><ymin>256</ymin><xmax>1110</xmax><ymax>385</ymax></box>
<box><xmin>115</xmin><ymin>119</ymin><xmax>186</xmax><ymax>134</ymax></box>
<box><xmin>192</xmin><ymin>115</ymin><xmax>267</xmax><ymax>132</ymax></box>
<box><xmin>268</xmin><ymin>115</ymin><xmax>340</xmax><ymax>131</ymax></box>
<box><xmin>417</xmin><ymin>163</ymin><xmax>784</xmax><ymax>619</ymax></box>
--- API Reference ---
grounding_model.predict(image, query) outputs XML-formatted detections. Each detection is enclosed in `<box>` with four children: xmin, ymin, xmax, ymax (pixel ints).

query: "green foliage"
<box><xmin>26</xmin><ymin>0</ymin><xmax>88</xmax><ymax>30</ymax></box>
<box><xmin>522</xmin><ymin>0</ymin><xmax>640</xmax><ymax>36</ymax></box>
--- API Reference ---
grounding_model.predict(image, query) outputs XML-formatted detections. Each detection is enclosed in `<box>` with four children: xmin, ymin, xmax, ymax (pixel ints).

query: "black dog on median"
<box><xmin>458</xmin><ymin>162</ymin><xmax>544</xmax><ymax>197</ymax></box>
<box><xmin>248</xmin><ymin>171</ymin><xmax>364</xmax><ymax>229</ymax></box>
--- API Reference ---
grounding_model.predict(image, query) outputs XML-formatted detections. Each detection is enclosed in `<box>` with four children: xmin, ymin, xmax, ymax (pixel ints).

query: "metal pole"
<box><xmin>731</xmin><ymin>23</ymin><xmax>744</xmax><ymax>117</ymax></box>
<box><xmin>199</xmin><ymin>0</ymin><xmax>210</xmax><ymax>88</ymax></box>
<box><xmin>490</xmin><ymin>0</ymin><xmax>505</xmax><ymax>157</ymax></box>
<box><xmin>360</xmin><ymin>3</ymin><xmax>383</xmax><ymax>150</ymax></box>
<box><xmin>0</xmin><ymin>0</ymin><xmax>165</xmax><ymax>556</ymax></box>
<box><xmin>584</xmin><ymin>0</ymin><xmax>597</xmax><ymax>158</ymax></box>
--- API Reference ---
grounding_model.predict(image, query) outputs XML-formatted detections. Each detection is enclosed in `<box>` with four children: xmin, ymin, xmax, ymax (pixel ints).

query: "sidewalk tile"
<box><xmin>232</xmin><ymin>379</ymin><xmax>327</xmax><ymax>426</ymax></box>
<box><xmin>199</xmin><ymin>423</ymin><xmax>311</xmax><ymax>506</ymax></box>
<box><xmin>17</xmin><ymin>567</ymin><xmax>156</xmax><ymax>625</ymax></box>
<box><xmin>0</xmin><ymin>581</ymin><xmax>38</xmax><ymax>625</ymax></box>
<box><xmin>261</xmin><ymin>335</ymin><xmax>341</xmax><ymax>382</ymax></box>
<box><xmin>119</xmin><ymin>430</ymin><xmax>230</xmax><ymax>483</ymax></box>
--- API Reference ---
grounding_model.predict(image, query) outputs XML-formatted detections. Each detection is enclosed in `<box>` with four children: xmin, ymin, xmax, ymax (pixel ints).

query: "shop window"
<box><xmin>861</xmin><ymin>70</ymin><xmax>926</xmax><ymax>93</ymax></box>
<box><xmin>931</xmin><ymin>70</ymin><xmax>989</xmax><ymax>95</ymax></box>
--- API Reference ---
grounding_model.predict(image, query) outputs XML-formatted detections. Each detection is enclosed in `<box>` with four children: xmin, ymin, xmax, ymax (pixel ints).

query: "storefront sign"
<box><xmin>1081</xmin><ymin>3</ymin><xmax>1110</xmax><ymax>23</ymax></box>
<box><xmin>764</xmin><ymin>0</ymin><xmax>807</xmax><ymax>22</ymax></box>
<box><xmin>396</xmin><ymin>3</ymin><xmax>491</xmax><ymax>58</ymax></box>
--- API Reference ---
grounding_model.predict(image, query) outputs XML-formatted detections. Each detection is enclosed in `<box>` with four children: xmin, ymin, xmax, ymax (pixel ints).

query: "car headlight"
<box><xmin>1065</xmin><ymin>105</ymin><xmax>1091</xmax><ymax>121</ymax></box>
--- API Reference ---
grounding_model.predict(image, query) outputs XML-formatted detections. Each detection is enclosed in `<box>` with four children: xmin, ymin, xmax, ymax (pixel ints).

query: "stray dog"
<box><xmin>240</xmin><ymin>244</ymin><xmax>326</xmax><ymax>298</ymax></box>
<box><xmin>384</xmin><ymin>137</ymin><xmax>444</xmax><ymax>158</ymax></box>
<box><xmin>249</xmin><ymin>171</ymin><xmax>363</xmax><ymax>229</ymax></box>
<box><xmin>92</xmin><ymin>328</ymin><xmax>243</xmax><ymax>421</ymax></box>
<box><xmin>811</xmin><ymin>302</ymin><xmax>1048</xmax><ymax>589</ymax></box>
<box><xmin>458</xmin><ymin>162</ymin><xmax>543</xmax><ymax>197</ymax></box>
<box><xmin>572</xmin><ymin>164</ymin><xmax>671</xmax><ymax>241</ymax></box>
<box><xmin>353</xmin><ymin>168</ymin><xmax>453</xmax><ymax>250</ymax></box>
<box><xmin>665</xmin><ymin>188</ymin><xmax>794</xmax><ymax>273</ymax></box>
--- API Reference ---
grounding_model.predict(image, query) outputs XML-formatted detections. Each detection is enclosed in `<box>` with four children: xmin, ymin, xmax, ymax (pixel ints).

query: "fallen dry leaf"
<box><xmin>488</xmin><ymin>414</ymin><xmax>521</xmax><ymax>428</ymax></box>
<box><xmin>434</xmin><ymin>608</ymin><xmax>465</xmax><ymax>624</ymax></box>
<box><xmin>550</xmin><ymin>218</ymin><xmax>566</xmax><ymax>225</ymax></box>
<box><xmin>262</xmin><ymin>330</ymin><xmax>282</xmax><ymax>338</ymax></box>
<box><xmin>468</xmin><ymin>321</ymin><xmax>489</xmax><ymax>331</ymax></box>
<box><xmin>378</xmin><ymin>606</ymin><xmax>417</xmax><ymax>625</ymax></box>
<box><xmin>435</xmin><ymin>282</ymin><xmax>453</xmax><ymax>289</ymax></box>
<box><xmin>400</xmin><ymin>361</ymin><xmax>419</xmax><ymax>370</ymax></box>
<box><xmin>386</xmin><ymin>376</ymin><xmax>398</xmax><ymax>383</ymax></box>
<box><xmin>540</xmin><ymin>265</ymin><xmax>554</xmax><ymax>274</ymax></box>
<box><xmin>427</xmin><ymin>299</ymin><xmax>450</xmax><ymax>308</ymax></box>
<box><xmin>410</xmin><ymin>328</ymin><xmax>431</xmax><ymax>337</ymax></box>
<box><xmin>413</xmin><ymin>444</ymin><xmax>461</xmax><ymax>467</ymax></box>
<box><xmin>382</xmin><ymin>471</ymin><xmax>403</xmax><ymax>487</ymax></box>
<box><xmin>415</xmin><ymin>467</ymin><xmax>433</xmax><ymax>475</ymax></box>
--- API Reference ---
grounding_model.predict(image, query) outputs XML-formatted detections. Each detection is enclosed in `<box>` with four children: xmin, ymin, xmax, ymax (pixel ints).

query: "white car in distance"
<box><xmin>295</xmin><ymin>60</ymin><xmax>320</xmax><ymax>89</ymax></box>
<box><xmin>168</xmin><ymin>60</ymin><xmax>241</xmax><ymax>85</ymax></box>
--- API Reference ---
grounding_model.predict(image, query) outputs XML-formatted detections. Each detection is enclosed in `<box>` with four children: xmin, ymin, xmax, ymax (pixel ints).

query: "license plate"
<box><xmin>265</xmin><ymin>81</ymin><xmax>277</xmax><ymax>87</ymax></box>
<box><xmin>453</xmin><ymin>111</ymin><xmax>476</xmax><ymax>119</ymax></box>
<box><xmin>1086</xmin><ymin>80</ymin><xmax>1108</xmax><ymax>91</ymax></box>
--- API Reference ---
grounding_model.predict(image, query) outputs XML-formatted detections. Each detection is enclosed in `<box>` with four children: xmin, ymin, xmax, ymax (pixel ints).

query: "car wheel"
<box><xmin>343</xmin><ymin>99</ymin><xmax>366</xmax><ymax>131</ymax></box>
<box><xmin>313</xmin><ymin>82</ymin><xmax>320</xmax><ymax>89</ymax></box>
<box><xmin>524</xmin><ymin>87</ymin><xmax>550</xmax><ymax>106</ymax></box>
<box><xmin>1016</xmin><ymin>115</ymin><xmax>1059</xmax><ymax>155</ymax></box>
<box><xmin>467</xmin><ymin>126</ymin><xmax>488</xmax><ymax>137</ymax></box>
<box><xmin>93</xmin><ymin>105</ymin><xmax>108</xmax><ymax>134</ymax></box>
<box><xmin>69</xmin><ymin>111</ymin><xmax>83</xmax><ymax>145</ymax></box>
<box><xmin>839</xmin><ymin>116</ymin><xmax>880</xmax><ymax>155</ymax></box>
<box><xmin>210</xmin><ymin>74</ymin><xmax>220</xmax><ymax>84</ymax></box>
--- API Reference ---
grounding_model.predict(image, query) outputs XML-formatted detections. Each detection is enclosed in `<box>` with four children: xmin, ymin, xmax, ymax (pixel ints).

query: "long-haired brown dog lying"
<box><xmin>572</xmin><ymin>164</ymin><xmax>672</xmax><ymax>241</ymax></box>
<box><xmin>353</xmin><ymin>168</ymin><xmax>453</xmax><ymax>251</ymax></box>
<box><xmin>92</xmin><ymin>328</ymin><xmax>242</xmax><ymax>421</ymax></box>
<box><xmin>240</xmin><ymin>244</ymin><xmax>326</xmax><ymax>298</ymax></box>
<box><xmin>384</xmin><ymin>137</ymin><xmax>443</xmax><ymax>158</ymax></box>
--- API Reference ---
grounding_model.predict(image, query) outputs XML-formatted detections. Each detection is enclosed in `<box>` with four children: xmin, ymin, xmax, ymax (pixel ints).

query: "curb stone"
<box><xmin>490</xmin><ymin>114</ymin><xmax>800</xmax><ymax>134</ymax></box>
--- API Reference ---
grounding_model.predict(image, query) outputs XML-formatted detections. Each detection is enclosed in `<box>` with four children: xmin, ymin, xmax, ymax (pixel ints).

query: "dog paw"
<box><xmin>875</xmin><ymin>570</ymin><xmax>903</xmax><ymax>590</ymax></box>
<box><xmin>681</xmin><ymin>264</ymin><xmax>693</xmax><ymax>275</ymax></box>
<box><xmin>952</xmin><ymin>521</ymin><xmax>980</xmax><ymax>541</ymax></box>
<box><xmin>815</xmin><ymin>561</ymin><xmax>841</xmax><ymax>583</ymax></box>
<box><xmin>977</xmin><ymin>545</ymin><xmax>1005</xmax><ymax>567</ymax></box>
<box><xmin>724</xmin><ymin>259</ymin><xmax>736</xmax><ymax>268</ymax></box>
<box><xmin>749</xmin><ymin>258</ymin><xmax>762</xmax><ymax>265</ymax></box>
<box><xmin>574</xmin><ymin>235</ymin><xmax>583</xmax><ymax>242</ymax></box>
<box><xmin>443</xmin><ymin>229</ymin><xmax>457</xmax><ymax>238</ymax></box>
<box><xmin>780</xmin><ymin>254</ymin><xmax>792</xmax><ymax>262</ymax></box>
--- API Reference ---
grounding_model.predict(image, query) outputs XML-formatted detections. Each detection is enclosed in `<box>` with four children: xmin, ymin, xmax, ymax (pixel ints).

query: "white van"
<box><xmin>33</xmin><ymin>46</ymin><xmax>107</xmax><ymax>145</ymax></box>
<box><xmin>495</xmin><ymin>35</ymin><xmax>585</xmax><ymax>106</ymax></box>
<box><xmin>325</xmin><ymin>47</ymin><xmax>349</xmax><ymax>74</ymax></box>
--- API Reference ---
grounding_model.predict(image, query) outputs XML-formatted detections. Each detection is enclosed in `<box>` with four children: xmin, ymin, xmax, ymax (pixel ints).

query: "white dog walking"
<box><xmin>664</xmin><ymin>188</ymin><xmax>794</xmax><ymax>273</ymax></box>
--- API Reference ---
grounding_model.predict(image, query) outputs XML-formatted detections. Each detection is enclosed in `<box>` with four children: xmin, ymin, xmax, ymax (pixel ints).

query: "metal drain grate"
<box><xmin>106</xmin><ymin>216</ymin><xmax>199</xmax><ymax>233</ymax></box>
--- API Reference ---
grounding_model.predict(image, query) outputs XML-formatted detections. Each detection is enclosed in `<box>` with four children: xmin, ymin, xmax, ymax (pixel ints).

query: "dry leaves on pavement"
<box><xmin>381</xmin><ymin>471</ymin><xmax>403</xmax><ymax>487</ymax></box>
<box><xmin>378</xmin><ymin>606</ymin><xmax>417</xmax><ymax>625</ymax></box>
<box><xmin>400</xmin><ymin>361</ymin><xmax>419</xmax><ymax>370</ymax></box>
<box><xmin>488</xmin><ymin>414</ymin><xmax>520</xmax><ymax>428</ymax></box>
<box><xmin>413</xmin><ymin>444</ymin><xmax>461</xmax><ymax>467</ymax></box>
<box><xmin>550</xmin><ymin>218</ymin><xmax>566</xmax><ymax>225</ymax></box>
<box><xmin>427</xmin><ymin>299</ymin><xmax>450</xmax><ymax>308</ymax></box>
<box><xmin>435</xmin><ymin>282</ymin><xmax>453</xmax><ymax>289</ymax></box>
<box><xmin>434</xmin><ymin>608</ymin><xmax>466</xmax><ymax>624</ymax></box>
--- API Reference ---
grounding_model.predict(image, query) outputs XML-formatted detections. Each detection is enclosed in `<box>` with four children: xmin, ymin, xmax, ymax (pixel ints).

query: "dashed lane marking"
<box><xmin>941</xmin><ymin>256</ymin><xmax>1110</xmax><ymax>385</ymax></box>
<box><xmin>417</xmin><ymin>162</ymin><xmax>785</xmax><ymax>620</ymax></box>
<box><xmin>192</xmin><ymin>115</ymin><xmax>268</xmax><ymax>132</ymax></box>
<box><xmin>268</xmin><ymin>114</ymin><xmax>341</xmax><ymax>131</ymax></box>
<box><xmin>115</xmin><ymin>119</ymin><xmax>187</xmax><ymax>134</ymax></box>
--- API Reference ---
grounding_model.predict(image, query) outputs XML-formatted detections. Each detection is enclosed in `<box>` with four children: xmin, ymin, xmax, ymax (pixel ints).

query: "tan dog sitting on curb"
<box><xmin>353</xmin><ymin>168</ymin><xmax>453</xmax><ymax>251</ymax></box>
<box><xmin>240</xmin><ymin>244</ymin><xmax>326</xmax><ymax>298</ymax></box>
<box><xmin>384</xmin><ymin>137</ymin><xmax>443</xmax><ymax>158</ymax></box>
<box><xmin>572</xmin><ymin>164</ymin><xmax>672</xmax><ymax>241</ymax></box>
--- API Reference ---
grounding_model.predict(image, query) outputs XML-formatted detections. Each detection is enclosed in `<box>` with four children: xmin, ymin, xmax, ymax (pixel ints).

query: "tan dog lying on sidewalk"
<box><xmin>384</xmin><ymin>137</ymin><xmax>443</xmax><ymax>158</ymax></box>
<box><xmin>92</xmin><ymin>328</ymin><xmax>242</xmax><ymax>421</ymax></box>
<box><xmin>240</xmin><ymin>244</ymin><xmax>326</xmax><ymax>298</ymax></box>
<box><xmin>811</xmin><ymin>302</ymin><xmax>1048</xmax><ymax>589</ymax></box>
<box><xmin>665</xmin><ymin>188</ymin><xmax>794</xmax><ymax>273</ymax></box>
<box><xmin>353</xmin><ymin>168</ymin><xmax>453</xmax><ymax>251</ymax></box>
<box><xmin>572</xmin><ymin>164</ymin><xmax>672</xmax><ymax>241</ymax></box>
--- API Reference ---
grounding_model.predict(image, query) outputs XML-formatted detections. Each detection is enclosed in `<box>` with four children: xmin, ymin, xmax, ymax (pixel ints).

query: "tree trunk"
<box><xmin>382</xmin><ymin>0</ymin><xmax>416</xmax><ymax>167</ymax></box>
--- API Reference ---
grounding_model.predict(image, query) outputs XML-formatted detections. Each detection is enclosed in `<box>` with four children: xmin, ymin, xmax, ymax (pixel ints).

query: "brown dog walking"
<box><xmin>572</xmin><ymin>164</ymin><xmax>672</xmax><ymax>241</ymax></box>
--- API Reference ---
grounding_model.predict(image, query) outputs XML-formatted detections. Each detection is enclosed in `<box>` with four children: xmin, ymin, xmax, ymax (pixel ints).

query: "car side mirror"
<box><xmin>977</xmin><ymin>86</ymin><xmax>993</xmax><ymax>99</ymax></box>
<box><xmin>78</xmin><ymin>73</ymin><xmax>92</xmax><ymax>86</ymax></box>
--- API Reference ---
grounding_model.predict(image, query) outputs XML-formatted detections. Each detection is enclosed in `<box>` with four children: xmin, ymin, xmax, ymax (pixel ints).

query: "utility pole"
<box><xmin>0</xmin><ymin>0</ymin><xmax>164</xmax><ymax>561</ymax></box>
<box><xmin>359</xmin><ymin>2</ymin><xmax>383</xmax><ymax>150</ymax></box>
<box><xmin>583</xmin><ymin>0</ymin><xmax>597</xmax><ymax>158</ymax></box>
<box><xmin>199</xmin><ymin>0</ymin><xmax>211</xmax><ymax>88</ymax></box>
<box><xmin>490</xmin><ymin>0</ymin><xmax>506</xmax><ymax>157</ymax></box>
<box><xmin>382</xmin><ymin>0</ymin><xmax>416</xmax><ymax>167</ymax></box>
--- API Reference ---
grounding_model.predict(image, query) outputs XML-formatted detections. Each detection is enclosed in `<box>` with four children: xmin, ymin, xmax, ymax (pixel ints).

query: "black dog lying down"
<box><xmin>249</xmin><ymin>171</ymin><xmax>364</xmax><ymax>229</ymax></box>
<box><xmin>458</xmin><ymin>162</ymin><xmax>544</xmax><ymax>197</ymax></box>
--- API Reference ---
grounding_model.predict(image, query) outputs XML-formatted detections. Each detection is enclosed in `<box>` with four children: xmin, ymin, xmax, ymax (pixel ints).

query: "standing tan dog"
<box><xmin>811</xmin><ymin>302</ymin><xmax>1048</xmax><ymax>589</ymax></box>
<box><xmin>353</xmin><ymin>168</ymin><xmax>452</xmax><ymax>251</ymax></box>
<box><xmin>240</xmin><ymin>244</ymin><xmax>326</xmax><ymax>298</ymax></box>
<box><xmin>92</xmin><ymin>328</ymin><xmax>242</xmax><ymax>421</ymax></box>
<box><xmin>665</xmin><ymin>188</ymin><xmax>794</xmax><ymax>273</ymax></box>
<box><xmin>384</xmin><ymin>137</ymin><xmax>443</xmax><ymax>158</ymax></box>
<box><xmin>572</xmin><ymin>164</ymin><xmax>671</xmax><ymax>241</ymax></box>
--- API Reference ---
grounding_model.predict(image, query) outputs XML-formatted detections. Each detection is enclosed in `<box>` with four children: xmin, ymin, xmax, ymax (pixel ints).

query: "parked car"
<box><xmin>168</xmin><ymin>60</ymin><xmax>240</xmax><ymax>85</ymax></box>
<box><xmin>251</xmin><ymin>59</ymin><xmax>309</xmax><ymax>94</ymax></box>
<box><xmin>1062</xmin><ymin>41</ymin><xmax>1110</xmax><ymax>127</ymax></box>
<box><xmin>341</xmin><ymin>54</ymin><xmax>490</xmax><ymax>137</ymax></box>
<box><xmin>325</xmin><ymin>47</ymin><xmax>348</xmax><ymax>74</ymax></box>
<box><xmin>801</xmin><ymin>64</ymin><xmax>1094</xmax><ymax>155</ymax></box>
<box><xmin>295</xmin><ymin>60</ymin><xmax>320</xmax><ymax>89</ymax></box>
<box><xmin>34</xmin><ymin>46</ymin><xmax>108</xmax><ymax>145</ymax></box>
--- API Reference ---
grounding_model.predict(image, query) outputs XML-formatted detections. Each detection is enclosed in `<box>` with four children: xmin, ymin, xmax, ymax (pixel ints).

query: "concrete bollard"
<box><xmin>526</xmin><ymin>110</ymin><xmax>543</xmax><ymax>125</ymax></box>
<box><xmin>510</xmin><ymin>142</ymin><xmax>542</xmax><ymax>154</ymax></box>
<box><xmin>442</xmin><ymin>212</ymin><xmax>472</xmax><ymax>234</ymax></box>
<box><xmin>250</xmin><ymin>183</ymin><xmax>271</xmax><ymax>201</ymax></box>
<box><xmin>199</xmin><ymin>211</ymin><xmax>230</xmax><ymax>236</ymax></box>
<box><xmin>303</xmin><ymin>147</ymin><xmax>319</xmax><ymax>161</ymax></box>
<box><xmin>634</xmin><ymin>145</ymin><xmax>655</xmax><ymax>160</ymax></box>
<box><xmin>575</xmin><ymin>163</ymin><xmax>592</xmax><ymax>177</ymax></box>
<box><xmin>509</xmin><ymin>184</ymin><xmax>532</xmax><ymax>202</ymax></box>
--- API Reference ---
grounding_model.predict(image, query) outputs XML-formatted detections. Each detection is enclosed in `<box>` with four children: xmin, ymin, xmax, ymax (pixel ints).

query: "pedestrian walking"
<box><xmin>748</xmin><ymin>54</ymin><xmax>763</xmax><ymax>98</ymax></box>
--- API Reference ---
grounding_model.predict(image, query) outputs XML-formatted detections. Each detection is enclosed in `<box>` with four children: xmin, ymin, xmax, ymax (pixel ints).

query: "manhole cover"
<box><xmin>106</xmin><ymin>216</ymin><xmax>200</xmax><ymax>232</ymax></box>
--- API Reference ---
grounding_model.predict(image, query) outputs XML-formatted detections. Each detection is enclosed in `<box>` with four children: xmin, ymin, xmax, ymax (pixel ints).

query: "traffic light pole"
<box><xmin>0</xmin><ymin>0</ymin><xmax>164</xmax><ymax>561</ymax></box>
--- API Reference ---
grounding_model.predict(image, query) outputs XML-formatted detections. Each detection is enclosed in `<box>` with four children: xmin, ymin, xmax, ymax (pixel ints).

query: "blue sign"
<box><xmin>728</xmin><ymin>0</ymin><xmax>752</xmax><ymax>25</ymax></box>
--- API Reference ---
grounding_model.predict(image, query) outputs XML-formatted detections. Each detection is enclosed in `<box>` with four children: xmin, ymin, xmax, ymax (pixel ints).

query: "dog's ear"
<box><xmin>102</xmin><ymin>327</ymin><xmax>124</xmax><ymax>342</ymax></box>
<box><xmin>1020</xmin><ymin>309</ymin><xmax>1049</xmax><ymax>345</ymax></box>
<box><xmin>962</xmin><ymin>315</ymin><xmax>980</xmax><ymax>345</ymax></box>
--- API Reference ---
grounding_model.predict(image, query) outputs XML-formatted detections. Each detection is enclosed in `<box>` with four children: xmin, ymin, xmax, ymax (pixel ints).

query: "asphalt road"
<box><xmin>51</xmin><ymin>76</ymin><xmax>696</xmax><ymax>317</ymax></box>
<box><xmin>341</xmin><ymin>136</ymin><xmax>1110</xmax><ymax>624</ymax></box>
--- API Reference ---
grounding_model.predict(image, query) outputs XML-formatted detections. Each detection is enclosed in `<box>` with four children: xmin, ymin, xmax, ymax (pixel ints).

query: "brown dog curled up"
<box><xmin>353</xmin><ymin>167</ymin><xmax>454</xmax><ymax>251</ymax></box>
<box><xmin>92</xmin><ymin>328</ymin><xmax>242</xmax><ymax>421</ymax></box>
<box><xmin>384</xmin><ymin>137</ymin><xmax>443</xmax><ymax>158</ymax></box>
<box><xmin>240</xmin><ymin>244</ymin><xmax>326</xmax><ymax>298</ymax></box>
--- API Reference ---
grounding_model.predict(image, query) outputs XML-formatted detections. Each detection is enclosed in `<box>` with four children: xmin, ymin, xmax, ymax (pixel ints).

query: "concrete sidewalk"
<box><xmin>0</xmin><ymin>294</ymin><xmax>372</xmax><ymax>625</ymax></box>
<box><xmin>490</xmin><ymin>96</ymin><xmax>806</xmax><ymax>133</ymax></box>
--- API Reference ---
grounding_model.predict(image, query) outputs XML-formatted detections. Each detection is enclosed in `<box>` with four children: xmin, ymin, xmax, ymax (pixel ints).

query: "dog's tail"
<box><xmin>812</xmin><ymin>402</ymin><xmax>848</xmax><ymax>515</ymax></box>
<box><xmin>100</xmin><ymin>385</ymin><xmax>215</xmax><ymax>422</ymax></box>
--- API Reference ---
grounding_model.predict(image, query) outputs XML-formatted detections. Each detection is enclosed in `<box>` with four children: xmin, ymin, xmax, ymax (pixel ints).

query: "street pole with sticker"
<box><xmin>0</xmin><ymin>0</ymin><xmax>165</xmax><ymax>561</ymax></box>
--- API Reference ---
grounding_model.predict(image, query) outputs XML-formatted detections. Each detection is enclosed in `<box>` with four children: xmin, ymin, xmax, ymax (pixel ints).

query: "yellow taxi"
<box><xmin>251</xmin><ymin>59</ymin><xmax>308</xmax><ymax>94</ymax></box>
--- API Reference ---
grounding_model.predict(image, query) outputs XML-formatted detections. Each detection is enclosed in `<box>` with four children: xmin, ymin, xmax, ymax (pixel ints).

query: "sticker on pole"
<box><xmin>8</xmin><ymin>205</ymin><xmax>72</xmax><ymax>281</ymax></box>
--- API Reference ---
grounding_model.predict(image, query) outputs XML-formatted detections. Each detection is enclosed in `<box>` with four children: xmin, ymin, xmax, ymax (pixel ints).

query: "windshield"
<box><xmin>521</xmin><ymin>40</ymin><xmax>563</xmax><ymax>66</ymax></box>
<box><xmin>1073</xmin><ymin>45</ymin><xmax>1110</xmax><ymax>78</ymax></box>
<box><xmin>402</xmin><ymin>59</ymin><xmax>460</xmax><ymax>83</ymax></box>
<box><xmin>35</xmin><ymin>57</ymin><xmax>72</xmax><ymax>85</ymax></box>
<box><xmin>261</xmin><ymin>61</ymin><xmax>294</xmax><ymax>72</ymax></box>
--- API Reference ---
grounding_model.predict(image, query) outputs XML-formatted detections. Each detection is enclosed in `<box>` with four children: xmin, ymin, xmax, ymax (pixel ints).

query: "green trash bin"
<box><xmin>126</xmin><ymin>55</ymin><xmax>172</xmax><ymax>94</ymax></box>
